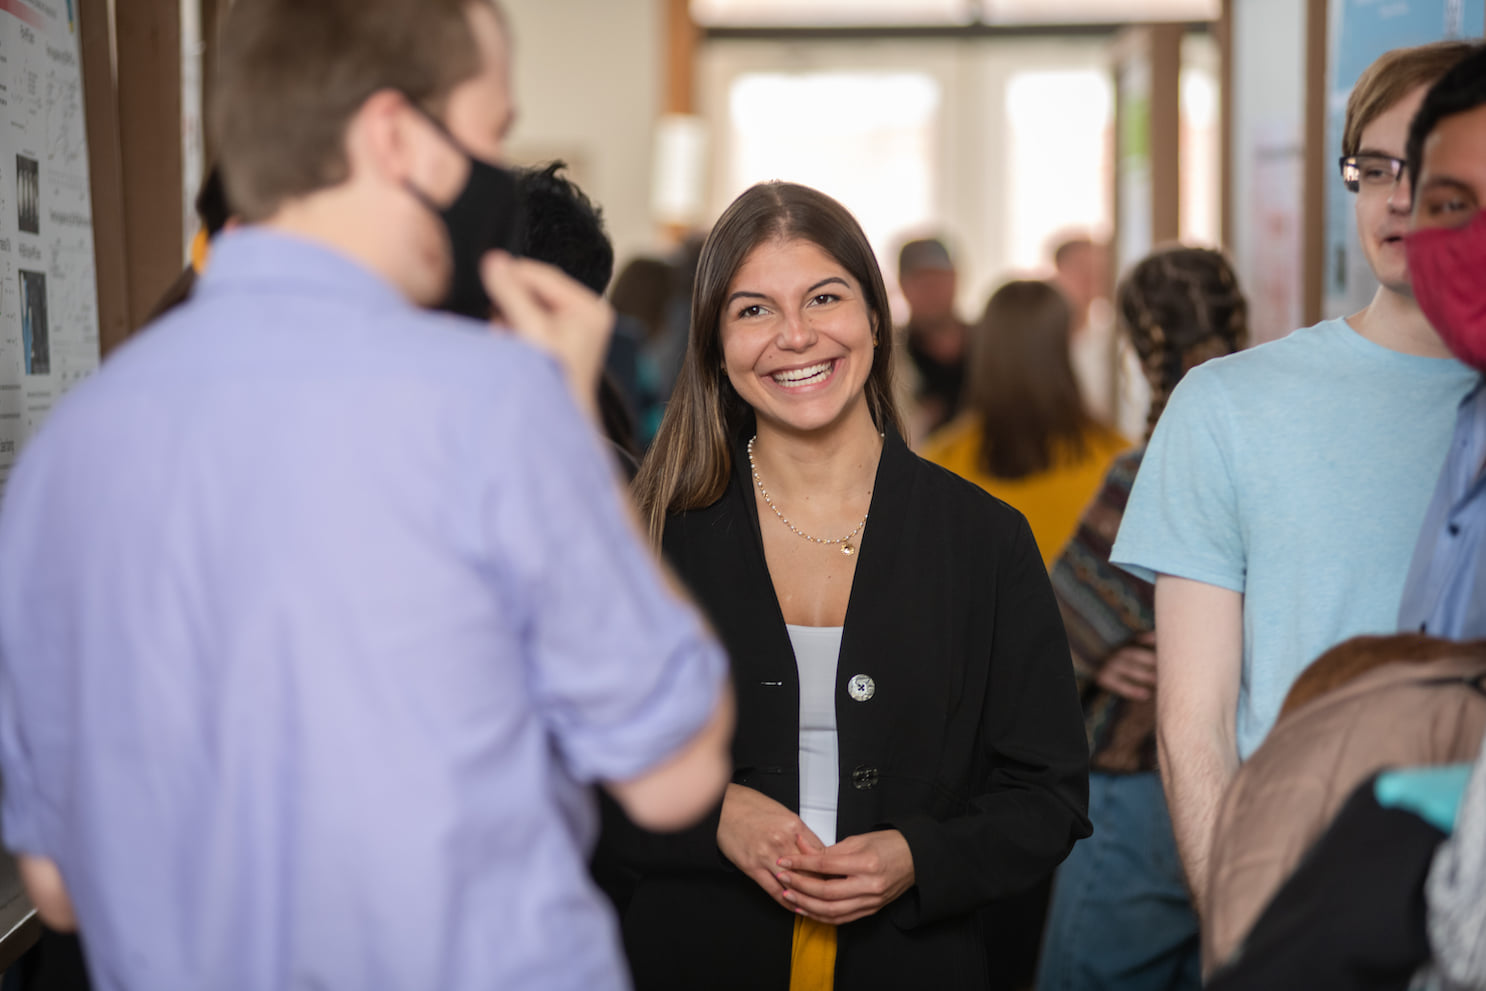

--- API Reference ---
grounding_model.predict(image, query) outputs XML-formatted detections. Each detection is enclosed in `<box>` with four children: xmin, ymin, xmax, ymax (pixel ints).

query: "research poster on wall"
<box><xmin>1324</xmin><ymin>0</ymin><xmax>1484</xmax><ymax>319</ymax></box>
<box><xmin>0</xmin><ymin>0</ymin><xmax>99</xmax><ymax>495</ymax></box>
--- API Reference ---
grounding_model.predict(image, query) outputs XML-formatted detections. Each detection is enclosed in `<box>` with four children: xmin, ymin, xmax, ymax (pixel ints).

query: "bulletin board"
<box><xmin>0</xmin><ymin>0</ymin><xmax>101</xmax><ymax>495</ymax></box>
<box><xmin>1323</xmin><ymin>0</ymin><xmax>1485</xmax><ymax>319</ymax></box>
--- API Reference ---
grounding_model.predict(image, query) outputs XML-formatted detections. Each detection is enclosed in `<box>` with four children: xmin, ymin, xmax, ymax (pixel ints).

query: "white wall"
<box><xmin>500</xmin><ymin>0</ymin><xmax>666</xmax><ymax>273</ymax></box>
<box><xmin>1229</xmin><ymin>0</ymin><xmax>1307</xmax><ymax>343</ymax></box>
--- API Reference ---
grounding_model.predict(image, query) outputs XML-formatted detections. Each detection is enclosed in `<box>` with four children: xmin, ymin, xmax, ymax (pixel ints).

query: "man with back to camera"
<box><xmin>0</xmin><ymin>2</ymin><xmax>734</xmax><ymax>989</ymax></box>
<box><xmin>1397</xmin><ymin>43</ymin><xmax>1486</xmax><ymax>645</ymax></box>
<box><xmin>1110</xmin><ymin>40</ymin><xmax>1479</xmax><ymax>916</ymax></box>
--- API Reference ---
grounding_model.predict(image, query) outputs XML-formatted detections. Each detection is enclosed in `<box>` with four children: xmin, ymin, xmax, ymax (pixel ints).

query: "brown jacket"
<box><xmin>1204</xmin><ymin>636</ymin><xmax>1486</xmax><ymax>969</ymax></box>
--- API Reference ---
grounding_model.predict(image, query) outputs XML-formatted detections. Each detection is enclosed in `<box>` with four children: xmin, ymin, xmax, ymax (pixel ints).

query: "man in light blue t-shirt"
<box><xmin>1110</xmin><ymin>41</ymin><xmax>1480</xmax><ymax>918</ymax></box>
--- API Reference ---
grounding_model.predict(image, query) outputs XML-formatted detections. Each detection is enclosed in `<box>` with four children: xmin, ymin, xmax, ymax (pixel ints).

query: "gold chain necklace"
<box><xmin>747</xmin><ymin>435</ymin><xmax>870</xmax><ymax>557</ymax></box>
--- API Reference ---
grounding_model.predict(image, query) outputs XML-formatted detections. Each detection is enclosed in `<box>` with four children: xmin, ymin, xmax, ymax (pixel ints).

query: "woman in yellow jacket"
<box><xmin>923</xmin><ymin>279</ymin><xmax>1127</xmax><ymax>567</ymax></box>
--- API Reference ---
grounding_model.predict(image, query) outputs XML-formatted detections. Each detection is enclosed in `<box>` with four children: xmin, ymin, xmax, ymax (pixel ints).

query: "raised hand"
<box><xmin>480</xmin><ymin>252</ymin><xmax>614</xmax><ymax>421</ymax></box>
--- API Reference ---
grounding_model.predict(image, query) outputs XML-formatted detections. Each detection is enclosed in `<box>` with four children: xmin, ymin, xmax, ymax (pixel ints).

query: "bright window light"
<box><xmin>1004</xmin><ymin>69</ymin><xmax>1113</xmax><ymax>270</ymax></box>
<box><xmin>695</xmin><ymin>0</ymin><xmax>969</xmax><ymax>26</ymax></box>
<box><xmin>694</xmin><ymin>0</ymin><xmax>1219</xmax><ymax>26</ymax></box>
<box><xmin>725</xmin><ymin>72</ymin><xmax>940</xmax><ymax>270</ymax></box>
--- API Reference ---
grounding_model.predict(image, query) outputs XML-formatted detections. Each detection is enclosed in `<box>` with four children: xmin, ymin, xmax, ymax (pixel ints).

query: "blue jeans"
<box><xmin>1035</xmin><ymin>771</ymin><xmax>1200</xmax><ymax>991</ymax></box>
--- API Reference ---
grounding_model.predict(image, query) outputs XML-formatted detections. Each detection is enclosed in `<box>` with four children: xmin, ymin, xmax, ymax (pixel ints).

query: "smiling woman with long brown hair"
<box><xmin>606</xmin><ymin>181</ymin><xmax>1091</xmax><ymax>991</ymax></box>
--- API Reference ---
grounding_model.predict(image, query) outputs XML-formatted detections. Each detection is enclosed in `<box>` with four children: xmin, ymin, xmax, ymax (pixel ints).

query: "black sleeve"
<box><xmin>594</xmin><ymin>513</ymin><xmax>737</xmax><ymax>877</ymax></box>
<box><xmin>1205</xmin><ymin>774</ymin><xmax>1441</xmax><ymax>989</ymax></box>
<box><xmin>596</xmin><ymin>790</ymin><xmax>732</xmax><ymax>875</ymax></box>
<box><xmin>886</xmin><ymin>513</ymin><xmax>1092</xmax><ymax>928</ymax></box>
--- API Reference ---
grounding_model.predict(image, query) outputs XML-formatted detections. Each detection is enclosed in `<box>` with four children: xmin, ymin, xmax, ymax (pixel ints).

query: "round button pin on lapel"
<box><xmin>847</xmin><ymin>674</ymin><xmax>875</xmax><ymax>702</ymax></box>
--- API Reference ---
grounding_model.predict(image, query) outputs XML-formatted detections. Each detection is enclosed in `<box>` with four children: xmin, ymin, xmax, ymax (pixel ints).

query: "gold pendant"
<box><xmin>841</xmin><ymin>543</ymin><xmax>855</xmax><ymax>557</ymax></box>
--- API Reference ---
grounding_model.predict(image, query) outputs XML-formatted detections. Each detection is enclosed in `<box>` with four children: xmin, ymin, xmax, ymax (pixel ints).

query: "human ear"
<box><xmin>345</xmin><ymin>89</ymin><xmax>417</xmax><ymax>186</ymax></box>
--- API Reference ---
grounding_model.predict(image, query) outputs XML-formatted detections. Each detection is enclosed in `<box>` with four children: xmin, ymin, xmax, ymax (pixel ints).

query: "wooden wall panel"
<box><xmin>78</xmin><ymin>0</ymin><xmax>132</xmax><ymax>357</ymax></box>
<box><xmin>1149</xmin><ymin>22</ymin><xmax>1184</xmax><ymax>244</ymax></box>
<box><xmin>1217</xmin><ymin>0</ymin><xmax>1233</xmax><ymax>248</ymax></box>
<box><xmin>664</xmin><ymin>0</ymin><xmax>696</xmax><ymax>115</ymax></box>
<box><xmin>1302</xmin><ymin>0</ymin><xmax>1327</xmax><ymax>327</ymax></box>
<box><xmin>115</xmin><ymin>0</ymin><xmax>184</xmax><ymax>336</ymax></box>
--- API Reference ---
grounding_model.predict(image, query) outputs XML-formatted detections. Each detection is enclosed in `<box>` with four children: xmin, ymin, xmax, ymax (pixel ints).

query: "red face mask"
<box><xmin>1407</xmin><ymin>209</ymin><xmax>1486</xmax><ymax>371</ymax></box>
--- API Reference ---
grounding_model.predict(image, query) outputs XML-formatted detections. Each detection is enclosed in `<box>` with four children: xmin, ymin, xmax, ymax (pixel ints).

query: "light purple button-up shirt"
<box><xmin>0</xmin><ymin>229</ymin><xmax>727</xmax><ymax>990</ymax></box>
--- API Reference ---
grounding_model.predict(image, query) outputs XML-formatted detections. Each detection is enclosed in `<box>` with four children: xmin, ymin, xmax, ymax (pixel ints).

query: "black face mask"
<box><xmin>404</xmin><ymin>106</ymin><xmax>524</xmax><ymax>320</ymax></box>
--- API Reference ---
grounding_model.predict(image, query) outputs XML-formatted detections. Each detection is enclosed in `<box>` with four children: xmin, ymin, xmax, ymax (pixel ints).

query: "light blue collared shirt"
<box><xmin>1399</xmin><ymin>379</ymin><xmax>1486</xmax><ymax>640</ymax></box>
<box><xmin>0</xmin><ymin>229</ymin><xmax>727</xmax><ymax>991</ymax></box>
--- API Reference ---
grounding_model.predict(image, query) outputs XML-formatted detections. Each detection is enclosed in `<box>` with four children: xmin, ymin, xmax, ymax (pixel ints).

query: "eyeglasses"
<box><xmin>1339</xmin><ymin>154</ymin><xmax>1407</xmax><ymax>193</ymax></box>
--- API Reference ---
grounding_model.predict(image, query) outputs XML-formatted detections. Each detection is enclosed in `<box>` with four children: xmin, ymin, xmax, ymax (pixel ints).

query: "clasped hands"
<box><xmin>717</xmin><ymin>783</ymin><xmax>915</xmax><ymax>926</ymax></box>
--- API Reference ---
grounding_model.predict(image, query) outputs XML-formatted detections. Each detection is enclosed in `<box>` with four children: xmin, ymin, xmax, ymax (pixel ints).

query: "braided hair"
<box><xmin>1116</xmin><ymin>247</ymin><xmax>1249</xmax><ymax>441</ymax></box>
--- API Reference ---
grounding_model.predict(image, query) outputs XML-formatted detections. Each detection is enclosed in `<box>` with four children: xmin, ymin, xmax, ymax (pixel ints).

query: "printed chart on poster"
<box><xmin>1324</xmin><ymin>0</ymin><xmax>1485</xmax><ymax>319</ymax></box>
<box><xmin>0</xmin><ymin>0</ymin><xmax>100</xmax><ymax>494</ymax></box>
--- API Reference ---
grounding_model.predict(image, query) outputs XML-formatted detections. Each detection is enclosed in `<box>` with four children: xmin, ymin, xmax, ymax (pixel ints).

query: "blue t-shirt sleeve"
<box><xmin>1110</xmin><ymin>365</ymin><xmax>1247</xmax><ymax>592</ymax></box>
<box><xmin>481</xmin><ymin>355</ymin><xmax>727</xmax><ymax>785</ymax></box>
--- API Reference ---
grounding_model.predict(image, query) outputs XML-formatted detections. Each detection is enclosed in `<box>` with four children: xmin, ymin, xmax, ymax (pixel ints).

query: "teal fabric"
<box><xmin>1111</xmin><ymin>319</ymin><xmax>1476</xmax><ymax>758</ymax></box>
<box><xmin>1376</xmin><ymin>765</ymin><xmax>1473</xmax><ymax>833</ymax></box>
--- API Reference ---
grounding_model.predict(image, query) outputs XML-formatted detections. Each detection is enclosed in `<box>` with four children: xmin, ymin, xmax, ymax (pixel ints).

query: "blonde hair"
<box><xmin>1342</xmin><ymin>40</ymin><xmax>1478</xmax><ymax>157</ymax></box>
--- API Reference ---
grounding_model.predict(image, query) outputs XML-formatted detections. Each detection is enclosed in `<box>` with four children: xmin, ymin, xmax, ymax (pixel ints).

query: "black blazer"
<box><xmin>602</xmin><ymin>426</ymin><xmax>1091</xmax><ymax>991</ymax></box>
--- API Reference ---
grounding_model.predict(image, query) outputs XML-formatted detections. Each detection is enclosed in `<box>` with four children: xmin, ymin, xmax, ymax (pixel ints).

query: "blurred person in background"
<box><xmin>923</xmin><ymin>279</ymin><xmax>1129</xmax><ymax>567</ymax></box>
<box><xmin>0</xmin><ymin>2</ymin><xmax>734</xmax><ymax>988</ymax></box>
<box><xmin>1050</xmin><ymin>235</ymin><xmax>1109</xmax><ymax>338</ymax></box>
<box><xmin>1109</xmin><ymin>40</ymin><xmax>1480</xmax><ymax>915</ymax></box>
<box><xmin>611</xmin><ymin>255</ymin><xmax>678</xmax><ymax>445</ymax></box>
<box><xmin>1036</xmin><ymin>246</ymin><xmax>1248</xmax><ymax>991</ymax></box>
<box><xmin>608</xmin><ymin>181</ymin><xmax>1090</xmax><ymax>991</ymax></box>
<box><xmin>142</xmin><ymin>165</ymin><xmax>233</xmax><ymax>323</ymax></box>
<box><xmin>612</xmin><ymin>257</ymin><xmax>674</xmax><ymax>345</ymax></box>
<box><xmin>514</xmin><ymin>159</ymin><xmax>643</xmax><ymax>472</ymax></box>
<box><xmin>1051</xmin><ymin>234</ymin><xmax>1122</xmax><ymax>430</ymax></box>
<box><xmin>896</xmin><ymin>236</ymin><xmax>971</xmax><ymax>440</ymax></box>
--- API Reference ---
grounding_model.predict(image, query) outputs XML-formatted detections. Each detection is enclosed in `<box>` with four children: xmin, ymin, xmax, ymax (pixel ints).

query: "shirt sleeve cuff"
<box><xmin>1109</xmin><ymin>552</ymin><xmax>1245</xmax><ymax>594</ymax></box>
<box><xmin>560</xmin><ymin>634</ymin><xmax>729</xmax><ymax>784</ymax></box>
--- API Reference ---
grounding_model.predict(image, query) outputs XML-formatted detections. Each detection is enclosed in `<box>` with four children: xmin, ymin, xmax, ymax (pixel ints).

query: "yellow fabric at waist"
<box><xmin>790</xmin><ymin>915</ymin><xmax>837</xmax><ymax>991</ymax></box>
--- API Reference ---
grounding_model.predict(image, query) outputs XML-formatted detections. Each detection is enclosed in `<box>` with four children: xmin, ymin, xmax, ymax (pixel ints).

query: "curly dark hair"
<box><xmin>1116</xmin><ymin>246</ymin><xmax>1249</xmax><ymax>441</ymax></box>
<box><xmin>515</xmin><ymin>160</ymin><xmax>614</xmax><ymax>295</ymax></box>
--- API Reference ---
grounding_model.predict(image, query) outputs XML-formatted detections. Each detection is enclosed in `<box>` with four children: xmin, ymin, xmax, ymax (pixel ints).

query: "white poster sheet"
<box><xmin>0</xmin><ymin>0</ymin><xmax>100</xmax><ymax>495</ymax></box>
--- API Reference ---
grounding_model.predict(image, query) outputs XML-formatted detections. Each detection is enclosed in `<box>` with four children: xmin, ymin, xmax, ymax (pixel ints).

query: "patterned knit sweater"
<box><xmin>1050</xmin><ymin>447</ymin><xmax>1157</xmax><ymax>773</ymax></box>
